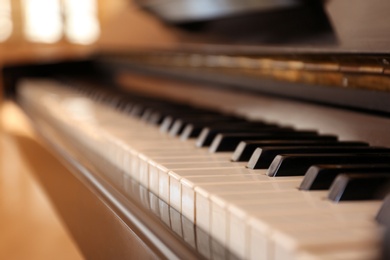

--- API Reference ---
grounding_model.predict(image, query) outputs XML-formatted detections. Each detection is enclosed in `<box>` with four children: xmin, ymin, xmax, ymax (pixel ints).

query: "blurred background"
<box><xmin>0</xmin><ymin>0</ymin><xmax>104</xmax><ymax>61</ymax></box>
<box><xmin>0</xmin><ymin>0</ymin><xmax>181</xmax><ymax>68</ymax></box>
<box><xmin>0</xmin><ymin>1</ymin><xmax>148</xmax><ymax>260</ymax></box>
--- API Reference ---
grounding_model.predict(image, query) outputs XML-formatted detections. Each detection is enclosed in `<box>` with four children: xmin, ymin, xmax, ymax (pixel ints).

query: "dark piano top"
<box><xmin>134</xmin><ymin>0</ymin><xmax>390</xmax><ymax>55</ymax></box>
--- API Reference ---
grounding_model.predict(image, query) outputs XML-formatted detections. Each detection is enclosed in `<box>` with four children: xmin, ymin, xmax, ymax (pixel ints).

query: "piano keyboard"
<box><xmin>17</xmin><ymin>78</ymin><xmax>390</xmax><ymax>260</ymax></box>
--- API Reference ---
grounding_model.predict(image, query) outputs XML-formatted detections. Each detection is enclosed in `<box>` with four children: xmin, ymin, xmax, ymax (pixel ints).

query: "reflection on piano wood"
<box><xmin>13</xmin><ymin>73</ymin><xmax>390</xmax><ymax>259</ymax></box>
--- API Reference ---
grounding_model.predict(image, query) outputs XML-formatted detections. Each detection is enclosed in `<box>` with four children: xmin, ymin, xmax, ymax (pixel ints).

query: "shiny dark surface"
<box><xmin>328</xmin><ymin>174</ymin><xmax>390</xmax><ymax>202</ymax></box>
<box><xmin>267</xmin><ymin>154</ymin><xmax>390</xmax><ymax>177</ymax></box>
<box><xmin>301</xmin><ymin>164</ymin><xmax>390</xmax><ymax>190</ymax></box>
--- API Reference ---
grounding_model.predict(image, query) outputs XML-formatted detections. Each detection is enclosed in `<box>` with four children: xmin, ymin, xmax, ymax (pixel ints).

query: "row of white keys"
<box><xmin>51</xmin><ymin>95</ymin><xmax>368</xmax><ymax>260</ymax></box>
<box><xmin>122</xmin><ymin>161</ymin><xmax>378</xmax><ymax>260</ymax></box>
<box><xmin>168</xmin><ymin>158</ymin><xmax>382</xmax><ymax>258</ymax></box>
<box><xmin>186</xmin><ymin>170</ymin><xmax>301</xmax><ymax>221</ymax></box>
<box><xmin>161</xmin><ymin>152</ymin><xmax>383</xmax><ymax>259</ymax></box>
<box><xmin>65</xmin><ymin>84</ymin><xmax>386</xmax><ymax>259</ymax></box>
<box><xmin>229</xmin><ymin>190</ymin><xmax>382</xmax><ymax>259</ymax></box>
<box><xmin>79</xmin><ymin>85</ymin><xmax>384</xmax><ymax>260</ymax></box>
<box><xmin>124</xmin><ymin>175</ymin><xmax>238</xmax><ymax>260</ymax></box>
<box><xmin>81</xmin><ymin>98</ymin><xmax>294</xmax><ymax>227</ymax></box>
<box><xmin>173</xmin><ymin>170</ymin><xmax>302</xmax><ymax>246</ymax></box>
<box><xmin>148</xmin><ymin>155</ymin><xmax>230</xmax><ymax>195</ymax></box>
<box><xmin>40</xmin><ymin>85</ymin><xmax>318</xmax><ymax>258</ymax></box>
<box><xmin>124</xmin><ymin>177</ymin><xmax>211</xmax><ymax>257</ymax></box>
<box><xmin>19</xmin><ymin>84</ymin><xmax>129</xmax><ymax>190</ymax></box>
<box><xmin>147</xmin><ymin>156</ymin><xmax>226</xmax><ymax>187</ymax></box>
<box><xmin>18</xmin><ymin>82</ymin><xmax>216</xmax><ymax>195</ymax></box>
<box><xmin>81</xmin><ymin>102</ymin><xmax>222</xmax><ymax>190</ymax></box>
<box><xmin>96</xmin><ymin>104</ymin><xmax>248</xmax><ymax>254</ymax></box>
<box><xmin>62</xmin><ymin>97</ymin><xmax>248</xmax><ymax>213</ymax></box>
<box><xmin>20</xmin><ymin>81</ymin><xmax>384</xmax><ymax>260</ymax></box>
<box><xmin>53</xmin><ymin>86</ymin><xmax>286</xmax><ymax>232</ymax></box>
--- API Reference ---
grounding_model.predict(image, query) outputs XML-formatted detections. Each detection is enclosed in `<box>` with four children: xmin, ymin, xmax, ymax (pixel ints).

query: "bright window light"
<box><xmin>64</xmin><ymin>0</ymin><xmax>100</xmax><ymax>45</ymax></box>
<box><xmin>23</xmin><ymin>0</ymin><xmax>62</xmax><ymax>43</ymax></box>
<box><xmin>0</xmin><ymin>0</ymin><xmax>12</xmax><ymax>42</ymax></box>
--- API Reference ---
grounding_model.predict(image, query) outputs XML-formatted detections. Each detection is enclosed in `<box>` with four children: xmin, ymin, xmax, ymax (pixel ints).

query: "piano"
<box><xmin>3</xmin><ymin>0</ymin><xmax>390</xmax><ymax>259</ymax></box>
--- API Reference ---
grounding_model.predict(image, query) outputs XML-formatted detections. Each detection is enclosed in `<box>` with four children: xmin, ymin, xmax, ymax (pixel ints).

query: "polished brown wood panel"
<box><xmin>0</xmin><ymin>103</ymin><xmax>83</xmax><ymax>260</ymax></box>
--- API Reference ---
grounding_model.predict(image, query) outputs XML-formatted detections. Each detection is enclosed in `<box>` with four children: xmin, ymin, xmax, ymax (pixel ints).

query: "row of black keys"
<box><xmin>70</xmin><ymin>80</ymin><xmax>390</xmax><ymax>203</ymax></box>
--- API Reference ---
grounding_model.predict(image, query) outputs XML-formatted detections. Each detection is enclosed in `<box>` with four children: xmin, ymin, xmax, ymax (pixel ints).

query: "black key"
<box><xmin>180</xmin><ymin>121</ymin><xmax>263</xmax><ymax>140</ymax></box>
<box><xmin>167</xmin><ymin>115</ymin><xmax>238</xmax><ymax>135</ymax></box>
<box><xmin>232</xmin><ymin>141</ymin><xmax>368</xmax><ymax>162</ymax></box>
<box><xmin>141</xmin><ymin>108</ymin><xmax>157</xmax><ymax>122</ymax></box>
<box><xmin>248</xmin><ymin>147</ymin><xmax>390</xmax><ymax>169</ymax></box>
<box><xmin>208</xmin><ymin>131</ymin><xmax>327</xmax><ymax>152</ymax></box>
<box><xmin>196</xmin><ymin>125</ymin><xmax>302</xmax><ymax>147</ymax></box>
<box><xmin>181</xmin><ymin>123</ymin><xmax>209</xmax><ymax>140</ymax></box>
<box><xmin>121</xmin><ymin>102</ymin><xmax>133</xmax><ymax>113</ymax></box>
<box><xmin>135</xmin><ymin>104</ymin><xmax>170</xmax><ymax>118</ymax></box>
<box><xmin>300</xmin><ymin>164</ymin><xmax>390</xmax><ymax>190</ymax></box>
<box><xmin>168</xmin><ymin>116</ymin><xmax>241</xmax><ymax>136</ymax></box>
<box><xmin>127</xmin><ymin>100</ymin><xmax>168</xmax><ymax>117</ymax></box>
<box><xmin>160</xmin><ymin>116</ymin><xmax>179</xmax><ymax>132</ymax></box>
<box><xmin>328</xmin><ymin>174</ymin><xmax>390</xmax><ymax>202</ymax></box>
<box><xmin>267</xmin><ymin>154</ymin><xmax>390</xmax><ymax>177</ymax></box>
<box><xmin>130</xmin><ymin>103</ymin><xmax>146</xmax><ymax>116</ymax></box>
<box><xmin>115</xmin><ymin>100</ymin><xmax>131</xmax><ymax>111</ymax></box>
<box><xmin>147</xmin><ymin>107</ymin><xmax>204</xmax><ymax>126</ymax></box>
<box><xmin>105</xmin><ymin>96</ymin><xmax>129</xmax><ymax>110</ymax></box>
<box><xmin>158</xmin><ymin>110</ymin><xmax>218</xmax><ymax>132</ymax></box>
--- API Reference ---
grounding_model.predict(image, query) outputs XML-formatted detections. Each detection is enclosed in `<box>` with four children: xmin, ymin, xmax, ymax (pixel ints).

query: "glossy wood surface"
<box><xmin>0</xmin><ymin>102</ymin><xmax>84</xmax><ymax>260</ymax></box>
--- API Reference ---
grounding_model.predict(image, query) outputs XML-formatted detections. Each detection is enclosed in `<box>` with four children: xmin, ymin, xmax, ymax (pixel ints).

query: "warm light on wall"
<box><xmin>2</xmin><ymin>0</ymin><xmax>100</xmax><ymax>45</ymax></box>
<box><xmin>23</xmin><ymin>0</ymin><xmax>63</xmax><ymax>43</ymax></box>
<box><xmin>64</xmin><ymin>0</ymin><xmax>100</xmax><ymax>45</ymax></box>
<box><xmin>0</xmin><ymin>0</ymin><xmax>12</xmax><ymax>42</ymax></box>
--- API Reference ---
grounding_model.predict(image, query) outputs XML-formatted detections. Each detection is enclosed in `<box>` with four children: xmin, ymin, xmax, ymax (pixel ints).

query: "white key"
<box><xmin>272</xmin><ymin>225</ymin><xmax>383</xmax><ymax>260</ymax></box>
<box><xmin>177</xmin><ymin>169</ymin><xmax>300</xmax><ymax>226</ymax></box>
<box><xmin>147</xmin><ymin>154</ymin><xmax>231</xmax><ymax>193</ymax></box>
<box><xmin>194</xmin><ymin>174</ymin><xmax>300</xmax><ymax>231</ymax></box>
<box><xmin>168</xmin><ymin>162</ymin><xmax>246</xmax><ymax>212</ymax></box>
<box><xmin>161</xmin><ymin>162</ymin><xmax>244</xmax><ymax>202</ymax></box>
<box><xmin>242</xmin><ymin>199</ymin><xmax>382</xmax><ymax>260</ymax></box>
<box><xmin>210</xmin><ymin>182</ymin><xmax>303</xmax><ymax>248</ymax></box>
